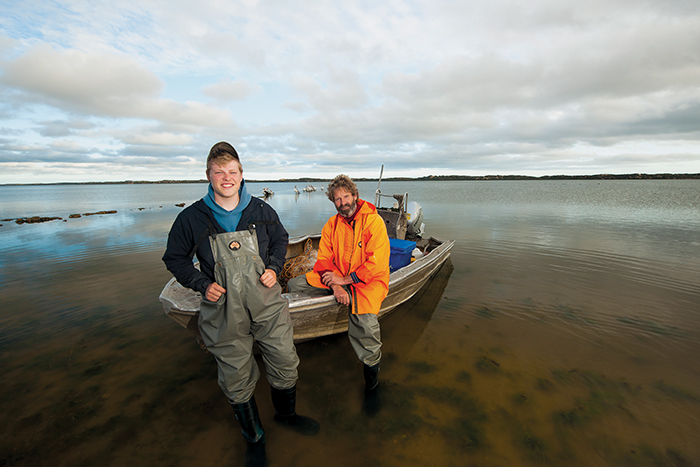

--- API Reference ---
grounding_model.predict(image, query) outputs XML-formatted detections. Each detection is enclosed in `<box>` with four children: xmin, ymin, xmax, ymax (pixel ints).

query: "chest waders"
<box><xmin>198</xmin><ymin>227</ymin><xmax>299</xmax><ymax>405</ymax></box>
<box><xmin>343</xmin><ymin>218</ymin><xmax>382</xmax><ymax>370</ymax></box>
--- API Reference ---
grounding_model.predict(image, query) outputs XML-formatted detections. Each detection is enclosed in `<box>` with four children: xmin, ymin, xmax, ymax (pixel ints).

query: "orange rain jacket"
<box><xmin>305</xmin><ymin>199</ymin><xmax>390</xmax><ymax>314</ymax></box>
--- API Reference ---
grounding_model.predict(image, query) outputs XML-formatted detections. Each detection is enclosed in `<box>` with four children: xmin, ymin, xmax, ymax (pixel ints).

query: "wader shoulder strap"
<box><xmin>188</xmin><ymin>218</ymin><xmax>218</xmax><ymax>258</ymax></box>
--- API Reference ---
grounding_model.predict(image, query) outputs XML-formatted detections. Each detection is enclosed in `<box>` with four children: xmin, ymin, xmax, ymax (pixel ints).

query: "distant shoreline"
<box><xmin>2</xmin><ymin>172</ymin><xmax>699</xmax><ymax>186</ymax></box>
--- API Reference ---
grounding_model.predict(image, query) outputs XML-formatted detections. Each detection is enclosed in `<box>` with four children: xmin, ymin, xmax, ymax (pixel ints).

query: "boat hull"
<box><xmin>159</xmin><ymin>234</ymin><xmax>454</xmax><ymax>343</ymax></box>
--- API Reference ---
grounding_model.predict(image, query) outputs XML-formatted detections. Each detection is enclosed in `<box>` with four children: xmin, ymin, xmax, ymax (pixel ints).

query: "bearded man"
<box><xmin>288</xmin><ymin>174</ymin><xmax>390</xmax><ymax>413</ymax></box>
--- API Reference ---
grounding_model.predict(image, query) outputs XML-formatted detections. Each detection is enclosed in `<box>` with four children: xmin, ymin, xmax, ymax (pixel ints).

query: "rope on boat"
<box><xmin>279</xmin><ymin>238</ymin><xmax>317</xmax><ymax>292</ymax></box>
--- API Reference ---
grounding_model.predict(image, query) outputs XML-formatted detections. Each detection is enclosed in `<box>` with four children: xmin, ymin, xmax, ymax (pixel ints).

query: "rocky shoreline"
<box><xmin>0</xmin><ymin>204</ymin><xmax>195</xmax><ymax>227</ymax></box>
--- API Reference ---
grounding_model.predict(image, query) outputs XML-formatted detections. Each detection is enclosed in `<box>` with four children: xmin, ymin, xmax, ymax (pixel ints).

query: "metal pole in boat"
<box><xmin>375</xmin><ymin>164</ymin><xmax>384</xmax><ymax>206</ymax></box>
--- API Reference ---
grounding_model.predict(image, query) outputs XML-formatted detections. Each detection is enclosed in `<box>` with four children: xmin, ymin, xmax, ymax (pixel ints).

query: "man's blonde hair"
<box><xmin>206</xmin><ymin>141</ymin><xmax>242</xmax><ymax>173</ymax></box>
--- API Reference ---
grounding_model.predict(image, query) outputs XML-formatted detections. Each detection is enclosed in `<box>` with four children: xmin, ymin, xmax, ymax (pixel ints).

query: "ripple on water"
<box><xmin>442</xmin><ymin>238</ymin><xmax>700</xmax><ymax>351</ymax></box>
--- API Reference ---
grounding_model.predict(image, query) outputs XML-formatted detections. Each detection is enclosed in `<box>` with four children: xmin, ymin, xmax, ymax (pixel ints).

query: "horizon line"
<box><xmin>2</xmin><ymin>172</ymin><xmax>699</xmax><ymax>186</ymax></box>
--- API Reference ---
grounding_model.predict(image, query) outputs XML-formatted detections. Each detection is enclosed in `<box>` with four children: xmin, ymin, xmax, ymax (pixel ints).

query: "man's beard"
<box><xmin>337</xmin><ymin>200</ymin><xmax>357</xmax><ymax>217</ymax></box>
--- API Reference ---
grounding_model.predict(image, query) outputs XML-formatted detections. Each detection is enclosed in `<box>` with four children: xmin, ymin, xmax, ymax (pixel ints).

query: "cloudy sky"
<box><xmin>1</xmin><ymin>0</ymin><xmax>699</xmax><ymax>184</ymax></box>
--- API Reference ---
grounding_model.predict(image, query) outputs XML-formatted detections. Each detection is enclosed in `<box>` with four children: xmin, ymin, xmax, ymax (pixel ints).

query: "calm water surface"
<box><xmin>1</xmin><ymin>180</ymin><xmax>699</xmax><ymax>466</ymax></box>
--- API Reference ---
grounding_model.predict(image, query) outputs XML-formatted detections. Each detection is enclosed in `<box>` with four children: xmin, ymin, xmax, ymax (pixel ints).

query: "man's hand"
<box><xmin>321</xmin><ymin>271</ymin><xmax>350</xmax><ymax>287</ymax></box>
<box><xmin>205</xmin><ymin>282</ymin><xmax>226</xmax><ymax>301</ymax></box>
<box><xmin>260</xmin><ymin>269</ymin><xmax>278</xmax><ymax>288</ymax></box>
<box><xmin>331</xmin><ymin>285</ymin><xmax>351</xmax><ymax>306</ymax></box>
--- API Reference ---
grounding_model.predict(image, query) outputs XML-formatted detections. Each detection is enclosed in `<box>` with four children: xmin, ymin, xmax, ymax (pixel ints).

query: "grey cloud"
<box><xmin>193</xmin><ymin>32</ymin><xmax>267</xmax><ymax>69</ymax></box>
<box><xmin>289</xmin><ymin>67</ymin><xmax>369</xmax><ymax>113</ymax></box>
<box><xmin>0</xmin><ymin>34</ymin><xmax>17</xmax><ymax>56</ymax></box>
<box><xmin>0</xmin><ymin>142</ymin><xmax>92</xmax><ymax>164</ymax></box>
<box><xmin>1</xmin><ymin>44</ymin><xmax>234</xmax><ymax>127</ymax></box>
<box><xmin>203</xmin><ymin>80</ymin><xmax>260</xmax><ymax>101</ymax></box>
<box><xmin>36</xmin><ymin>119</ymin><xmax>96</xmax><ymax>137</ymax></box>
<box><xmin>0</xmin><ymin>140</ymin><xmax>198</xmax><ymax>167</ymax></box>
<box><xmin>118</xmin><ymin>130</ymin><xmax>194</xmax><ymax>146</ymax></box>
<box><xmin>2</xmin><ymin>44</ymin><xmax>162</xmax><ymax>102</ymax></box>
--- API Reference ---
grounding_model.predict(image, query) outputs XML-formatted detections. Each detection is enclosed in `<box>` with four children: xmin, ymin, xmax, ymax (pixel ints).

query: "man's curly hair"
<box><xmin>326</xmin><ymin>174</ymin><xmax>359</xmax><ymax>201</ymax></box>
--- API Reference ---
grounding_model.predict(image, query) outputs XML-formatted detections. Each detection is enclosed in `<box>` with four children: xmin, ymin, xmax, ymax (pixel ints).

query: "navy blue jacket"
<box><xmin>162</xmin><ymin>197</ymin><xmax>289</xmax><ymax>295</ymax></box>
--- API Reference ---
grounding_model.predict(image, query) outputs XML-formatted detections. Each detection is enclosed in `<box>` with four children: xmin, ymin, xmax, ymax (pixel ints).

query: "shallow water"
<box><xmin>1</xmin><ymin>179</ymin><xmax>699</xmax><ymax>466</ymax></box>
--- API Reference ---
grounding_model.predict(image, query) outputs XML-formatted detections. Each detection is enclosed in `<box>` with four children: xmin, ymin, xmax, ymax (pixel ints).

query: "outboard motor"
<box><xmin>406</xmin><ymin>201</ymin><xmax>425</xmax><ymax>238</ymax></box>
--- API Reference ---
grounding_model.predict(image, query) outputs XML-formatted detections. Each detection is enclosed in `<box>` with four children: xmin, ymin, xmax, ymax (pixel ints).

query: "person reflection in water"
<box><xmin>288</xmin><ymin>174</ymin><xmax>390</xmax><ymax>416</ymax></box>
<box><xmin>162</xmin><ymin>142</ymin><xmax>319</xmax><ymax>467</ymax></box>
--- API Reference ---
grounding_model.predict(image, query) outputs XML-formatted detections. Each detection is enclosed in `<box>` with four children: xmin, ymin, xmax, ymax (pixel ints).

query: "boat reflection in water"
<box><xmin>379</xmin><ymin>257</ymin><xmax>454</xmax><ymax>364</ymax></box>
<box><xmin>264</xmin><ymin>257</ymin><xmax>457</xmax><ymax>463</ymax></box>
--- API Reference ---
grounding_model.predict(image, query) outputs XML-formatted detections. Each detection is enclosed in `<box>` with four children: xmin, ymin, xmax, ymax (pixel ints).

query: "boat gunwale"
<box><xmin>159</xmin><ymin>235</ymin><xmax>454</xmax><ymax>319</ymax></box>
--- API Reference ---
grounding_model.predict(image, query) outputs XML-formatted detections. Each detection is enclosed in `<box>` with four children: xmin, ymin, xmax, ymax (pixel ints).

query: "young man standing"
<box><xmin>288</xmin><ymin>174</ymin><xmax>390</xmax><ymax>413</ymax></box>
<box><xmin>162</xmin><ymin>142</ymin><xmax>318</xmax><ymax>466</ymax></box>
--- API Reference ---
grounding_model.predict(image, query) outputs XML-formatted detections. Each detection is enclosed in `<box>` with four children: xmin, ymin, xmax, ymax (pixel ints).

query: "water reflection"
<box><xmin>0</xmin><ymin>251</ymin><xmax>455</xmax><ymax>467</ymax></box>
<box><xmin>1</xmin><ymin>180</ymin><xmax>699</xmax><ymax>466</ymax></box>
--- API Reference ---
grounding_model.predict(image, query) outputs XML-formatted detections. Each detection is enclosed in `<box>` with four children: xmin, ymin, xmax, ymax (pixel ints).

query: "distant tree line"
<box><xmin>3</xmin><ymin>173</ymin><xmax>699</xmax><ymax>186</ymax></box>
<box><xmin>408</xmin><ymin>173</ymin><xmax>700</xmax><ymax>181</ymax></box>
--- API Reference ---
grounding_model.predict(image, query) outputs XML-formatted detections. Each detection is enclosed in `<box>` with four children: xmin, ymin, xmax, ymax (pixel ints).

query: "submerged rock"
<box><xmin>83</xmin><ymin>210</ymin><xmax>117</xmax><ymax>216</ymax></box>
<box><xmin>15</xmin><ymin>216</ymin><xmax>63</xmax><ymax>224</ymax></box>
<box><xmin>14</xmin><ymin>210</ymin><xmax>117</xmax><ymax>225</ymax></box>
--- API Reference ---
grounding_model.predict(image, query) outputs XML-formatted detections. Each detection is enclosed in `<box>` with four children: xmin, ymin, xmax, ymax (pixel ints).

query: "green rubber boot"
<box><xmin>231</xmin><ymin>396</ymin><xmax>267</xmax><ymax>467</ymax></box>
<box><xmin>362</xmin><ymin>363</ymin><xmax>381</xmax><ymax>417</ymax></box>
<box><xmin>270</xmin><ymin>385</ymin><xmax>320</xmax><ymax>435</ymax></box>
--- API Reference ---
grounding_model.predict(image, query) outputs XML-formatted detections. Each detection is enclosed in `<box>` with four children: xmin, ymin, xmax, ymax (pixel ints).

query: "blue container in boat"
<box><xmin>389</xmin><ymin>238</ymin><xmax>417</xmax><ymax>271</ymax></box>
